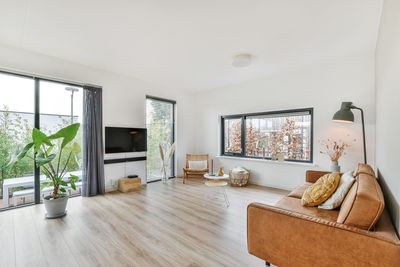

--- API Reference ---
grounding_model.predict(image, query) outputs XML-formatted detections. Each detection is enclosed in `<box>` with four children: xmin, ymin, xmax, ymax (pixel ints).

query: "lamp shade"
<box><xmin>332</xmin><ymin>102</ymin><xmax>354</xmax><ymax>123</ymax></box>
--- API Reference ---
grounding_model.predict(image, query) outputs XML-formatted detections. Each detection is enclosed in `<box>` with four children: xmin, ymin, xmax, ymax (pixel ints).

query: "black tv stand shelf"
<box><xmin>104</xmin><ymin>156</ymin><xmax>146</xmax><ymax>164</ymax></box>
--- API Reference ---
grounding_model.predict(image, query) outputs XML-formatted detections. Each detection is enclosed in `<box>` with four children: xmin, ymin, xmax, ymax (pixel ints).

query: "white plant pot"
<box><xmin>43</xmin><ymin>194</ymin><xmax>68</xmax><ymax>219</ymax></box>
<box><xmin>330</xmin><ymin>161</ymin><xmax>341</xmax><ymax>172</ymax></box>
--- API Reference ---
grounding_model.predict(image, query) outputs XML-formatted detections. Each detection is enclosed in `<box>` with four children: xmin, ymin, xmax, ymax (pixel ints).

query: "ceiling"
<box><xmin>0</xmin><ymin>0</ymin><xmax>383</xmax><ymax>91</ymax></box>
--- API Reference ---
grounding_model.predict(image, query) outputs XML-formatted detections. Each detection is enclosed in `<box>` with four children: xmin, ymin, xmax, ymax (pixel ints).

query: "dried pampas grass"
<box><xmin>159</xmin><ymin>144</ymin><xmax>165</xmax><ymax>161</ymax></box>
<box><xmin>168</xmin><ymin>143</ymin><xmax>175</xmax><ymax>159</ymax></box>
<box><xmin>159</xmin><ymin>142</ymin><xmax>176</xmax><ymax>181</ymax></box>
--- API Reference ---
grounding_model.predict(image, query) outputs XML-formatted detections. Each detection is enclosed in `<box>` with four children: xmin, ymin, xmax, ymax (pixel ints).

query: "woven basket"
<box><xmin>229</xmin><ymin>167</ymin><xmax>250</xmax><ymax>187</ymax></box>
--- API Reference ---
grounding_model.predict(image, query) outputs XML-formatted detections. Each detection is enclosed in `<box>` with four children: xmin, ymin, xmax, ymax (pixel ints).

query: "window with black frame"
<box><xmin>0</xmin><ymin>71</ymin><xmax>83</xmax><ymax>210</ymax></box>
<box><xmin>221</xmin><ymin>108</ymin><xmax>313</xmax><ymax>163</ymax></box>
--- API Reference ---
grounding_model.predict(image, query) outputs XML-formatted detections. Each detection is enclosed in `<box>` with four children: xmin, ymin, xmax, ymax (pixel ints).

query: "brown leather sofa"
<box><xmin>247</xmin><ymin>164</ymin><xmax>400</xmax><ymax>267</ymax></box>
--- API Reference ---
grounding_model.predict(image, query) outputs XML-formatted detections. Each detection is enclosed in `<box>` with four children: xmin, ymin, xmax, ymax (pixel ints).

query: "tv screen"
<box><xmin>105</xmin><ymin>127</ymin><xmax>147</xmax><ymax>153</ymax></box>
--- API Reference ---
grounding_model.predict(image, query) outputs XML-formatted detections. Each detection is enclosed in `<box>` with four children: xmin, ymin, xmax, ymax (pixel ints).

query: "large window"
<box><xmin>221</xmin><ymin>108</ymin><xmax>313</xmax><ymax>162</ymax></box>
<box><xmin>0</xmin><ymin>73</ymin><xmax>35</xmax><ymax>208</ymax></box>
<box><xmin>39</xmin><ymin>80</ymin><xmax>83</xmax><ymax>197</ymax></box>
<box><xmin>0</xmin><ymin>71</ymin><xmax>83</xmax><ymax>210</ymax></box>
<box><xmin>146</xmin><ymin>96</ymin><xmax>175</xmax><ymax>182</ymax></box>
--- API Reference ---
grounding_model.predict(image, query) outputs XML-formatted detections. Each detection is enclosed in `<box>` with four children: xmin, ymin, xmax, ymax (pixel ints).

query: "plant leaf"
<box><xmin>69</xmin><ymin>174</ymin><xmax>80</xmax><ymax>181</ymax></box>
<box><xmin>71</xmin><ymin>142</ymin><xmax>81</xmax><ymax>153</ymax></box>
<box><xmin>48</xmin><ymin>123</ymin><xmax>80</xmax><ymax>148</ymax></box>
<box><xmin>32</xmin><ymin>128</ymin><xmax>52</xmax><ymax>147</ymax></box>
<box><xmin>64</xmin><ymin>142</ymin><xmax>81</xmax><ymax>153</ymax></box>
<box><xmin>70</xmin><ymin>181</ymin><xmax>76</xmax><ymax>190</ymax></box>
<box><xmin>55</xmin><ymin>177</ymin><xmax>68</xmax><ymax>186</ymax></box>
<box><xmin>59</xmin><ymin>187</ymin><xmax>66</xmax><ymax>193</ymax></box>
<box><xmin>41</xmin><ymin>167</ymin><xmax>53</xmax><ymax>179</ymax></box>
<box><xmin>7</xmin><ymin>143</ymin><xmax>34</xmax><ymax>169</ymax></box>
<box><xmin>35</xmin><ymin>152</ymin><xmax>56</xmax><ymax>167</ymax></box>
<box><xmin>46</xmin><ymin>145</ymin><xmax>54</xmax><ymax>155</ymax></box>
<box><xmin>40</xmin><ymin>183</ymin><xmax>48</xmax><ymax>191</ymax></box>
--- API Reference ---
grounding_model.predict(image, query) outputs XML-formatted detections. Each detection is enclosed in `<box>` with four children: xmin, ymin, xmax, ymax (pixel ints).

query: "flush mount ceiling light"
<box><xmin>232</xmin><ymin>54</ymin><xmax>252</xmax><ymax>68</ymax></box>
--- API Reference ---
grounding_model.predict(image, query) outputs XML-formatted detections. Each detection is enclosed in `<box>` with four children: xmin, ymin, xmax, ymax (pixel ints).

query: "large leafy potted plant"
<box><xmin>7</xmin><ymin>123</ymin><xmax>81</xmax><ymax>218</ymax></box>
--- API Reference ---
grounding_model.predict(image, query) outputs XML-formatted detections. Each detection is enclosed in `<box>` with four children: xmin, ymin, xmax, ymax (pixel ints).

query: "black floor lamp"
<box><xmin>332</xmin><ymin>102</ymin><xmax>367</xmax><ymax>164</ymax></box>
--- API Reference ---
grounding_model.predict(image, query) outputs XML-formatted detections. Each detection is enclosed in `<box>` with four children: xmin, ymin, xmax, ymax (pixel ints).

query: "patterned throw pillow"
<box><xmin>301</xmin><ymin>172</ymin><xmax>341</xmax><ymax>207</ymax></box>
<box><xmin>318</xmin><ymin>171</ymin><xmax>355</xmax><ymax>210</ymax></box>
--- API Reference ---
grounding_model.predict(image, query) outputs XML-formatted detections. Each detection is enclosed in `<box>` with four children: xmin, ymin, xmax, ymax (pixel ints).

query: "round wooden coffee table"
<box><xmin>203</xmin><ymin>174</ymin><xmax>230</xmax><ymax>207</ymax></box>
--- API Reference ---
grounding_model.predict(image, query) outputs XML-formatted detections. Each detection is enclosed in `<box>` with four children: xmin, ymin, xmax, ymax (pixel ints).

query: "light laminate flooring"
<box><xmin>0</xmin><ymin>178</ymin><xmax>288</xmax><ymax>267</ymax></box>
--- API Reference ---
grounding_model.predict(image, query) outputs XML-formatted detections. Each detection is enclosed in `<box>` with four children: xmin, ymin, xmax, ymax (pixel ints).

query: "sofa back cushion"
<box><xmin>353</xmin><ymin>163</ymin><xmax>375</xmax><ymax>177</ymax></box>
<box><xmin>337</xmin><ymin>164</ymin><xmax>385</xmax><ymax>230</ymax></box>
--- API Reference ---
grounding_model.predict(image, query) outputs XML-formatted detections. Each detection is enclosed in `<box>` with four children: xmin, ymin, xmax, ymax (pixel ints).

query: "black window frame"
<box><xmin>0</xmin><ymin>69</ymin><xmax>84</xmax><ymax>211</ymax></box>
<box><xmin>145</xmin><ymin>95</ymin><xmax>176</xmax><ymax>181</ymax></box>
<box><xmin>221</xmin><ymin>108</ymin><xmax>314</xmax><ymax>163</ymax></box>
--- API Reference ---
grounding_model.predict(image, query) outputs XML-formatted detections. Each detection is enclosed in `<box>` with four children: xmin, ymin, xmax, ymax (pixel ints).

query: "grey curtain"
<box><xmin>82</xmin><ymin>85</ymin><xmax>105</xmax><ymax>196</ymax></box>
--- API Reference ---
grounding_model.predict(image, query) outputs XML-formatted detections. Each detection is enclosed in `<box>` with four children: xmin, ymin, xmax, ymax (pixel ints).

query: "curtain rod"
<box><xmin>0</xmin><ymin>67</ymin><xmax>101</xmax><ymax>88</ymax></box>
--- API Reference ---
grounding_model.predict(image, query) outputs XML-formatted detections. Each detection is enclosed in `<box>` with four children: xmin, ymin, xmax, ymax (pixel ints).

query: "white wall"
<box><xmin>0</xmin><ymin>44</ymin><xmax>196</xmax><ymax>190</ymax></box>
<box><xmin>375</xmin><ymin>0</ymin><xmax>400</xmax><ymax>233</ymax></box>
<box><xmin>194</xmin><ymin>53</ymin><xmax>376</xmax><ymax>190</ymax></box>
<box><xmin>0</xmin><ymin>44</ymin><xmax>378</xmax><ymax>193</ymax></box>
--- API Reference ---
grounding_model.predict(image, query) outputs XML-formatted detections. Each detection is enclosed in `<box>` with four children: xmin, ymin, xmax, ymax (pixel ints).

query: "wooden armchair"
<box><xmin>183</xmin><ymin>154</ymin><xmax>209</xmax><ymax>184</ymax></box>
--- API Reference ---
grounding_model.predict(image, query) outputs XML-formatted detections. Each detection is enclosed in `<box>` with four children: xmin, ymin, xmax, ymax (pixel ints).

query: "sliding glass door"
<box><xmin>146</xmin><ymin>96</ymin><xmax>175</xmax><ymax>182</ymax></box>
<box><xmin>39</xmin><ymin>80</ymin><xmax>83</xmax><ymax>197</ymax></box>
<box><xmin>0</xmin><ymin>71</ymin><xmax>83</xmax><ymax>210</ymax></box>
<box><xmin>0</xmin><ymin>73</ymin><xmax>35</xmax><ymax>208</ymax></box>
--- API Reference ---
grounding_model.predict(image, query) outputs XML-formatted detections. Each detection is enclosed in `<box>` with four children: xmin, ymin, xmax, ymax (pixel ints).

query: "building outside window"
<box><xmin>221</xmin><ymin>108</ymin><xmax>313</xmax><ymax>163</ymax></box>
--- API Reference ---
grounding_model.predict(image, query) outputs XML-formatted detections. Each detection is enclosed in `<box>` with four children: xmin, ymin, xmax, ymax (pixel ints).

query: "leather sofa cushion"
<box><xmin>288</xmin><ymin>182</ymin><xmax>313</xmax><ymax>199</ymax></box>
<box><xmin>337</xmin><ymin>169</ymin><xmax>385</xmax><ymax>230</ymax></box>
<box><xmin>353</xmin><ymin>163</ymin><xmax>375</xmax><ymax>177</ymax></box>
<box><xmin>301</xmin><ymin>173</ymin><xmax>340</xmax><ymax>207</ymax></box>
<box><xmin>276</xmin><ymin>196</ymin><xmax>339</xmax><ymax>222</ymax></box>
<box><xmin>305</xmin><ymin>170</ymin><xmax>331</xmax><ymax>183</ymax></box>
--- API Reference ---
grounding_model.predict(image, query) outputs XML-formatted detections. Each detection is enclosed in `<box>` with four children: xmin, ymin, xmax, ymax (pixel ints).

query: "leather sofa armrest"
<box><xmin>305</xmin><ymin>170</ymin><xmax>331</xmax><ymax>183</ymax></box>
<box><xmin>247</xmin><ymin>202</ymin><xmax>400</xmax><ymax>266</ymax></box>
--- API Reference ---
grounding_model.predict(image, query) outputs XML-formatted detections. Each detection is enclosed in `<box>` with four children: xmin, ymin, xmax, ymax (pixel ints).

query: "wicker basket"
<box><xmin>229</xmin><ymin>167</ymin><xmax>250</xmax><ymax>187</ymax></box>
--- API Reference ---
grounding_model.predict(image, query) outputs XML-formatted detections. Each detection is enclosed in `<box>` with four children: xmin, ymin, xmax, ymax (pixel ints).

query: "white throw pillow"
<box><xmin>188</xmin><ymin>160</ymin><xmax>207</xmax><ymax>170</ymax></box>
<box><xmin>318</xmin><ymin>171</ymin><xmax>355</xmax><ymax>210</ymax></box>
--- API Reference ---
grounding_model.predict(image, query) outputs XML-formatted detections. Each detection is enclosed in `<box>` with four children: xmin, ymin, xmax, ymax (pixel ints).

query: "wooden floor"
<box><xmin>0</xmin><ymin>178</ymin><xmax>288</xmax><ymax>267</ymax></box>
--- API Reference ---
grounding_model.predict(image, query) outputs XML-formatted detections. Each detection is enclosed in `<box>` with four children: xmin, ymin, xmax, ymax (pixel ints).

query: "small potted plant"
<box><xmin>319</xmin><ymin>138</ymin><xmax>354</xmax><ymax>172</ymax></box>
<box><xmin>7</xmin><ymin>123</ymin><xmax>81</xmax><ymax>218</ymax></box>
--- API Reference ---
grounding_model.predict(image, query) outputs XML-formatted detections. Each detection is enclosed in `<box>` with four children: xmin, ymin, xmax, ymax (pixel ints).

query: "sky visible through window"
<box><xmin>0</xmin><ymin>73</ymin><xmax>82</xmax><ymax>121</ymax></box>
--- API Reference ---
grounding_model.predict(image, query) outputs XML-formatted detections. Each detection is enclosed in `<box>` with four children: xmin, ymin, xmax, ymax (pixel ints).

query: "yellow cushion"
<box><xmin>301</xmin><ymin>172</ymin><xmax>341</xmax><ymax>207</ymax></box>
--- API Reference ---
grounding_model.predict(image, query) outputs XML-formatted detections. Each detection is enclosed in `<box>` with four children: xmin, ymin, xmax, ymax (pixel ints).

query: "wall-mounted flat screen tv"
<box><xmin>105</xmin><ymin>127</ymin><xmax>147</xmax><ymax>153</ymax></box>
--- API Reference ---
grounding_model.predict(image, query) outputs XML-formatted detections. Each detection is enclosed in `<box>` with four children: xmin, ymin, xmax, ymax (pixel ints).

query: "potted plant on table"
<box><xmin>7</xmin><ymin>123</ymin><xmax>81</xmax><ymax>218</ymax></box>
